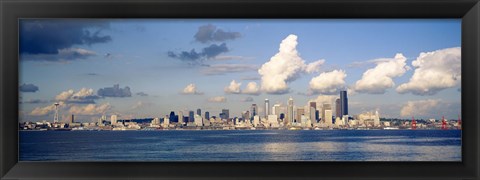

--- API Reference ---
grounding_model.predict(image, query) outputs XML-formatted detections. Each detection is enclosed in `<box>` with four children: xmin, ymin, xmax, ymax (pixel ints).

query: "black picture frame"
<box><xmin>1</xmin><ymin>0</ymin><xmax>479</xmax><ymax>179</ymax></box>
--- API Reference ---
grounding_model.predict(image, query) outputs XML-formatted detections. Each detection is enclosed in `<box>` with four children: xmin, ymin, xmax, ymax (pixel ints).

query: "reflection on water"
<box><xmin>20</xmin><ymin>130</ymin><xmax>461</xmax><ymax>161</ymax></box>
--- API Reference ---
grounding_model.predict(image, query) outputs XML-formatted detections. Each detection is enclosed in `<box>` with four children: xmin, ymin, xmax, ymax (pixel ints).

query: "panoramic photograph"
<box><xmin>18</xmin><ymin>19</ymin><xmax>461</xmax><ymax>161</ymax></box>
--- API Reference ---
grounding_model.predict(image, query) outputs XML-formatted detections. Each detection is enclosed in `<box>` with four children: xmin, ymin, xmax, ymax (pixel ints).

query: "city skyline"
<box><xmin>19</xmin><ymin>19</ymin><xmax>461</xmax><ymax>123</ymax></box>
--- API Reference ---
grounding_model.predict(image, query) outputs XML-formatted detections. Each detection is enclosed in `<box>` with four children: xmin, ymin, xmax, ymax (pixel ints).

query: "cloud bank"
<box><xmin>201</xmin><ymin>64</ymin><xmax>257</xmax><ymax>75</ymax></box>
<box><xmin>224</xmin><ymin>80</ymin><xmax>242</xmax><ymax>94</ymax></box>
<box><xmin>258</xmin><ymin>34</ymin><xmax>325</xmax><ymax>94</ymax></box>
<box><xmin>56</xmin><ymin>88</ymin><xmax>101</xmax><ymax>104</ymax></box>
<box><xmin>20</xmin><ymin>20</ymin><xmax>111</xmax><ymax>61</ymax></box>
<box><xmin>194</xmin><ymin>24</ymin><xmax>241</xmax><ymax>43</ymax></box>
<box><xmin>208</xmin><ymin>96</ymin><xmax>227</xmax><ymax>103</ymax></box>
<box><xmin>309</xmin><ymin>70</ymin><xmax>347</xmax><ymax>95</ymax></box>
<box><xmin>400</xmin><ymin>99</ymin><xmax>440</xmax><ymax>117</ymax></box>
<box><xmin>353</xmin><ymin>53</ymin><xmax>409</xmax><ymax>94</ymax></box>
<box><xmin>19</xmin><ymin>83</ymin><xmax>39</xmax><ymax>93</ymax></box>
<box><xmin>97</xmin><ymin>84</ymin><xmax>132</xmax><ymax>98</ymax></box>
<box><xmin>396</xmin><ymin>47</ymin><xmax>461</xmax><ymax>96</ymax></box>
<box><xmin>182</xmin><ymin>83</ymin><xmax>203</xmax><ymax>95</ymax></box>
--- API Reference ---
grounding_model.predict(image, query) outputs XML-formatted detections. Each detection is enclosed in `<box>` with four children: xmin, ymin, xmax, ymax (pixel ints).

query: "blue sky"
<box><xmin>19</xmin><ymin>19</ymin><xmax>461</xmax><ymax>122</ymax></box>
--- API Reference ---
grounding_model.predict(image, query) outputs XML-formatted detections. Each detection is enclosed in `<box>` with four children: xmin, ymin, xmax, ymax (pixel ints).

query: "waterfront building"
<box><xmin>189</xmin><ymin>111</ymin><xmax>195</xmax><ymax>122</ymax></box>
<box><xmin>197</xmin><ymin>108</ymin><xmax>201</xmax><ymax>116</ymax></box>
<box><xmin>374</xmin><ymin>111</ymin><xmax>380</xmax><ymax>127</ymax></box>
<box><xmin>315</xmin><ymin>110</ymin><xmax>320</xmax><ymax>122</ymax></box>
<box><xmin>358</xmin><ymin>111</ymin><xmax>380</xmax><ymax>127</ymax></box>
<box><xmin>111</xmin><ymin>114</ymin><xmax>118</xmax><ymax>125</ymax></box>
<box><xmin>296</xmin><ymin>107</ymin><xmax>305</xmax><ymax>123</ymax></box>
<box><xmin>342</xmin><ymin>115</ymin><xmax>349</xmax><ymax>126</ymax></box>
<box><xmin>287</xmin><ymin>97</ymin><xmax>294</xmax><ymax>125</ymax></box>
<box><xmin>253</xmin><ymin>115</ymin><xmax>260</xmax><ymax>127</ymax></box>
<box><xmin>151</xmin><ymin>117</ymin><xmax>160</xmax><ymax>125</ymax></box>
<box><xmin>340</xmin><ymin>90</ymin><xmax>348</xmax><ymax>116</ymax></box>
<box><xmin>265</xmin><ymin>99</ymin><xmax>270</xmax><ymax>118</ymax></box>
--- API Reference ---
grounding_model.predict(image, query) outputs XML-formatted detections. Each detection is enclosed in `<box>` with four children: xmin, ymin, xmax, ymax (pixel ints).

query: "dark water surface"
<box><xmin>19</xmin><ymin>130</ymin><xmax>461</xmax><ymax>161</ymax></box>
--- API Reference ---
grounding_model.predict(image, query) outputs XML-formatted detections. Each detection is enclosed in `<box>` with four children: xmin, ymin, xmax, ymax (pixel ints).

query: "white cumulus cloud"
<box><xmin>242</xmin><ymin>82</ymin><xmax>261</xmax><ymax>95</ymax></box>
<box><xmin>181</xmin><ymin>83</ymin><xmax>203</xmax><ymax>95</ymax></box>
<box><xmin>309</xmin><ymin>70</ymin><xmax>347</xmax><ymax>95</ymax></box>
<box><xmin>396</xmin><ymin>47</ymin><xmax>461</xmax><ymax>95</ymax></box>
<box><xmin>208</xmin><ymin>96</ymin><xmax>226</xmax><ymax>103</ymax></box>
<box><xmin>68</xmin><ymin>103</ymin><xmax>111</xmax><ymax>116</ymax></box>
<box><xmin>305</xmin><ymin>59</ymin><xmax>326</xmax><ymax>74</ymax></box>
<box><xmin>224</xmin><ymin>80</ymin><xmax>242</xmax><ymax>94</ymax></box>
<box><xmin>353</xmin><ymin>53</ymin><xmax>409</xmax><ymax>94</ymax></box>
<box><xmin>400</xmin><ymin>99</ymin><xmax>440</xmax><ymax>117</ymax></box>
<box><xmin>258</xmin><ymin>34</ymin><xmax>325</xmax><ymax>94</ymax></box>
<box><xmin>55</xmin><ymin>88</ymin><xmax>100</xmax><ymax>104</ymax></box>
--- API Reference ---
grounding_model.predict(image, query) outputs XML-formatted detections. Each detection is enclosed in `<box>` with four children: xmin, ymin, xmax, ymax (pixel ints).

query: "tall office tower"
<box><xmin>272</xmin><ymin>104</ymin><xmax>281</xmax><ymax>116</ymax></box>
<box><xmin>335</xmin><ymin>98</ymin><xmax>341</xmax><ymax>118</ymax></box>
<box><xmin>296</xmin><ymin>107</ymin><xmax>305</xmax><ymax>123</ymax></box>
<box><xmin>309</xmin><ymin>101</ymin><xmax>316</xmax><ymax>122</ymax></box>
<box><xmin>222</xmin><ymin>109</ymin><xmax>230</xmax><ymax>120</ymax></box>
<box><xmin>251</xmin><ymin>104</ymin><xmax>257</xmax><ymax>119</ymax></box>
<box><xmin>169</xmin><ymin>111</ymin><xmax>176</xmax><ymax>122</ymax></box>
<box><xmin>53</xmin><ymin>102</ymin><xmax>60</xmax><ymax>123</ymax></box>
<box><xmin>205</xmin><ymin>111</ymin><xmax>210</xmax><ymax>120</ymax></box>
<box><xmin>111</xmin><ymin>114</ymin><xmax>118</xmax><ymax>125</ymax></box>
<box><xmin>264</xmin><ymin>99</ymin><xmax>270</xmax><ymax>118</ymax></box>
<box><xmin>287</xmin><ymin>97</ymin><xmax>294</xmax><ymax>124</ymax></box>
<box><xmin>178</xmin><ymin>111</ymin><xmax>184</xmax><ymax>124</ymax></box>
<box><xmin>197</xmin><ymin>108</ymin><xmax>201</xmax><ymax>116</ymax></box>
<box><xmin>309</xmin><ymin>102</ymin><xmax>316</xmax><ymax>109</ymax></box>
<box><xmin>310</xmin><ymin>107</ymin><xmax>315</xmax><ymax>123</ymax></box>
<box><xmin>194</xmin><ymin>114</ymin><xmax>203</xmax><ymax>126</ymax></box>
<box><xmin>325</xmin><ymin>109</ymin><xmax>333</xmax><ymax>125</ymax></box>
<box><xmin>164</xmin><ymin>115</ymin><xmax>170</xmax><ymax>126</ymax></box>
<box><xmin>340</xmin><ymin>90</ymin><xmax>348</xmax><ymax>116</ymax></box>
<box><xmin>70</xmin><ymin>114</ymin><xmax>74</xmax><ymax>124</ymax></box>
<box><xmin>315</xmin><ymin>110</ymin><xmax>320</xmax><ymax>122</ymax></box>
<box><xmin>189</xmin><ymin>111</ymin><xmax>195</xmax><ymax>122</ymax></box>
<box><xmin>322</xmin><ymin>103</ymin><xmax>332</xmax><ymax>123</ymax></box>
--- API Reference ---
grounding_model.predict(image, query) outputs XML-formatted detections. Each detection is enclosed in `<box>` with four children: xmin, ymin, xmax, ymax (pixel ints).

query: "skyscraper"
<box><xmin>309</xmin><ymin>101</ymin><xmax>316</xmax><ymax>122</ymax></box>
<box><xmin>197</xmin><ymin>108</ymin><xmax>201</xmax><ymax>116</ymax></box>
<box><xmin>340</xmin><ymin>90</ymin><xmax>348</xmax><ymax>116</ymax></box>
<box><xmin>205</xmin><ymin>111</ymin><xmax>210</xmax><ymax>120</ymax></box>
<box><xmin>251</xmin><ymin>104</ymin><xmax>257</xmax><ymax>120</ymax></box>
<box><xmin>322</xmin><ymin>103</ymin><xmax>332</xmax><ymax>123</ymax></box>
<box><xmin>335</xmin><ymin>98</ymin><xmax>341</xmax><ymax>118</ymax></box>
<box><xmin>169</xmin><ymin>111</ymin><xmax>176</xmax><ymax>122</ymax></box>
<box><xmin>111</xmin><ymin>114</ymin><xmax>118</xmax><ymax>125</ymax></box>
<box><xmin>178</xmin><ymin>111</ymin><xmax>184</xmax><ymax>124</ymax></box>
<box><xmin>222</xmin><ymin>109</ymin><xmax>229</xmax><ymax>120</ymax></box>
<box><xmin>272</xmin><ymin>104</ymin><xmax>281</xmax><ymax>116</ymax></box>
<box><xmin>265</xmin><ymin>99</ymin><xmax>270</xmax><ymax>118</ymax></box>
<box><xmin>189</xmin><ymin>111</ymin><xmax>195</xmax><ymax>122</ymax></box>
<box><xmin>287</xmin><ymin>97</ymin><xmax>294</xmax><ymax>124</ymax></box>
<box><xmin>70</xmin><ymin>114</ymin><xmax>74</xmax><ymax>124</ymax></box>
<box><xmin>296</xmin><ymin>107</ymin><xmax>304</xmax><ymax>123</ymax></box>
